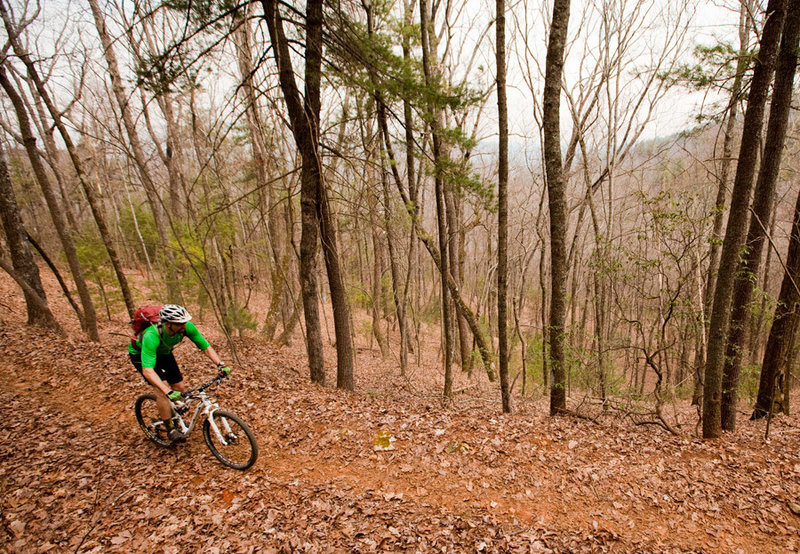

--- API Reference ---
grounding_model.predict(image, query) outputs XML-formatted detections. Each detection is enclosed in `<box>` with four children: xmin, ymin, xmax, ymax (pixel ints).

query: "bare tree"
<box><xmin>0</xmin><ymin>0</ymin><xmax>135</xmax><ymax>318</ymax></box>
<box><xmin>231</xmin><ymin>4</ymin><xmax>292</xmax><ymax>342</ymax></box>
<box><xmin>693</xmin><ymin>0</ymin><xmax>753</xmax><ymax>406</ymax></box>
<box><xmin>418</xmin><ymin>0</ymin><xmax>455</xmax><ymax>397</ymax></box>
<box><xmin>0</xmin><ymin>140</ymin><xmax>54</xmax><ymax>328</ymax></box>
<box><xmin>543</xmin><ymin>0</ymin><xmax>572</xmax><ymax>414</ymax></box>
<box><xmin>88</xmin><ymin>0</ymin><xmax>177</xmax><ymax>304</ymax></box>
<box><xmin>749</xmin><ymin>0</ymin><xmax>800</xmax><ymax>421</ymax></box>
<box><xmin>497</xmin><ymin>0</ymin><xmax>511</xmax><ymax>413</ymax></box>
<box><xmin>261</xmin><ymin>0</ymin><xmax>355</xmax><ymax>389</ymax></box>
<box><xmin>0</xmin><ymin>66</ymin><xmax>99</xmax><ymax>340</ymax></box>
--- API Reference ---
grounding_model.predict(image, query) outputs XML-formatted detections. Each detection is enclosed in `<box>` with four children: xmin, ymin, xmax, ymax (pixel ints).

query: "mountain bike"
<box><xmin>134</xmin><ymin>372</ymin><xmax>258</xmax><ymax>470</ymax></box>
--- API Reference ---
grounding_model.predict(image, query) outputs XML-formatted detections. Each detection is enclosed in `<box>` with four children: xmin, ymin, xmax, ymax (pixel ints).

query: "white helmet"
<box><xmin>159</xmin><ymin>304</ymin><xmax>192</xmax><ymax>324</ymax></box>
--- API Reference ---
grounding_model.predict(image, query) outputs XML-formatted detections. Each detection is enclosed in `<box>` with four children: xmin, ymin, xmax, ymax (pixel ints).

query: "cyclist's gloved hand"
<box><xmin>218</xmin><ymin>366</ymin><xmax>231</xmax><ymax>378</ymax></box>
<box><xmin>166</xmin><ymin>390</ymin><xmax>182</xmax><ymax>402</ymax></box>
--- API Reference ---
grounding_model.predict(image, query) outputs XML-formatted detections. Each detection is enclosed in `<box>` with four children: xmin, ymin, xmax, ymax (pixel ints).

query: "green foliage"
<box><xmin>358</xmin><ymin>318</ymin><xmax>374</xmax><ymax>341</ymax></box>
<box><xmin>325</xmin><ymin>4</ymin><xmax>491</xmax><ymax>205</ymax></box>
<box><xmin>74</xmin><ymin>227</ymin><xmax>124</xmax><ymax>312</ymax></box>
<box><xmin>564</xmin><ymin>335</ymin><xmax>592</xmax><ymax>390</ymax></box>
<box><xmin>223</xmin><ymin>302</ymin><xmax>258</xmax><ymax>334</ymax></box>
<box><xmin>349</xmin><ymin>286</ymin><xmax>372</xmax><ymax>312</ymax></box>
<box><xmin>163</xmin><ymin>0</ymin><xmax>239</xmax><ymax>24</ymax></box>
<box><xmin>74</xmin><ymin>227</ymin><xmax>108</xmax><ymax>272</ymax></box>
<box><xmin>119</xmin><ymin>204</ymin><xmax>159</xmax><ymax>267</ymax></box>
<box><xmin>520</xmin><ymin>333</ymin><xmax>546</xmax><ymax>393</ymax></box>
<box><xmin>420</xmin><ymin>293</ymin><xmax>442</xmax><ymax>326</ymax></box>
<box><xmin>740</xmin><ymin>361</ymin><xmax>762</xmax><ymax>404</ymax></box>
<box><xmin>136</xmin><ymin>0</ymin><xmax>242</xmax><ymax>94</ymax></box>
<box><xmin>672</xmin><ymin>379</ymin><xmax>695</xmax><ymax>401</ymax></box>
<box><xmin>466</xmin><ymin>348</ymin><xmax>483</xmax><ymax>373</ymax></box>
<box><xmin>749</xmin><ymin>286</ymin><xmax>777</xmax><ymax>320</ymax></box>
<box><xmin>380</xmin><ymin>272</ymin><xmax>394</xmax><ymax>317</ymax></box>
<box><xmin>619</xmin><ymin>188</ymin><xmax>709</xmax><ymax>302</ymax></box>
<box><xmin>7</xmin><ymin>155</ymin><xmax>39</xmax><ymax>207</ymax></box>
<box><xmin>431</xmin><ymin>136</ymin><xmax>495</xmax><ymax>209</ymax></box>
<box><xmin>135</xmin><ymin>50</ymin><xmax>200</xmax><ymax>96</ymax></box>
<box><xmin>664</xmin><ymin>42</ymin><xmax>752</xmax><ymax>91</ymax></box>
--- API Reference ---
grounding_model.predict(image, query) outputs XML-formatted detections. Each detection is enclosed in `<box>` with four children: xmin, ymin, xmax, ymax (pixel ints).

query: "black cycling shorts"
<box><xmin>130</xmin><ymin>352</ymin><xmax>183</xmax><ymax>385</ymax></box>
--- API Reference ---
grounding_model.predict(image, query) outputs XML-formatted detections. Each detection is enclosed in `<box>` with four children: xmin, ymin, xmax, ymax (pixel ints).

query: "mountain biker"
<box><xmin>129</xmin><ymin>304</ymin><xmax>229</xmax><ymax>441</ymax></box>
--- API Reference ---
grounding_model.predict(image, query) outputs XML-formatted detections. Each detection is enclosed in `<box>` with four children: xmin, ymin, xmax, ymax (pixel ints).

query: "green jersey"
<box><xmin>128</xmin><ymin>321</ymin><xmax>210</xmax><ymax>369</ymax></box>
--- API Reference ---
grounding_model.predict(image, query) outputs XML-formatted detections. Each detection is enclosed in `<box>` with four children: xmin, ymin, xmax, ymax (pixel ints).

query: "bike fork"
<box><xmin>208</xmin><ymin>413</ymin><xmax>233</xmax><ymax>445</ymax></box>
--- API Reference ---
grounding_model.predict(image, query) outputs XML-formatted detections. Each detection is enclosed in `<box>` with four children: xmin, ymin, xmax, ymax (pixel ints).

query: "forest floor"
<box><xmin>2</xmin><ymin>272</ymin><xmax>800</xmax><ymax>553</ymax></box>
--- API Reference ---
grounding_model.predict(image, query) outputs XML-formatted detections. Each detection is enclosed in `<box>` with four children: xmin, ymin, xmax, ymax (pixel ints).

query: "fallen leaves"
<box><xmin>1</xmin><ymin>270</ymin><xmax>800</xmax><ymax>553</ymax></box>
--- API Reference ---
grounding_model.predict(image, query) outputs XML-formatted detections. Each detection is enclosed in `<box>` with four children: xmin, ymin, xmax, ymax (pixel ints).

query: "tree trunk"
<box><xmin>539</xmin><ymin>227</ymin><xmax>549</xmax><ymax>394</ymax></box>
<box><xmin>752</xmin><ymin>184</ymin><xmax>800</xmax><ymax>420</ymax></box>
<box><xmin>456</xmin><ymin>214</ymin><xmax>472</xmax><ymax>373</ymax></box>
<box><xmin>0</xmin><ymin>257</ymin><xmax>63</xmax><ymax>335</ymax></box>
<box><xmin>261</xmin><ymin>0</ymin><xmax>325</xmax><ymax>384</ymax></box>
<box><xmin>0</xmin><ymin>66</ymin><xmax>100</xmax><ymax>341</ymax></box>
<box><xmin>448</xmin><ymin>187</ymin><xmax>470</xmax><ymax>372</ymax></box>
<box><xmin>694</xmin><ymin>0</ymin><xmax>752</xmax><ymax>406</ymax></box>
<box><xmin>780</xmin><ymin>316</ymin><xmax>798</xmax><ymax>415</ymax></box>
<box><xmin>419</xmin><ymin>0</ymin><xmax>454</xmax><ymax>397</ymax></box>
<box><xmin>705</xmin><ymin>0</ymin><xmax>752</xmax><ymax>324</ymax></box>
<box><xmin>721</xmin><ymin>0</ymin><xmax>800</xmax><ymax>431</ymax></box>
<box><xmin>404</xmin><ymin>0</ymin><xmax>421</xmax><ymax>368</ymax></box>
<box><xmin>232</xmin><ymin>5</ymin><xmax>290</xmax><ymax>342</ymax></box>
<box><xmin>368</xmin><ymin>186</ymin><xmax>389</xmax><ymax>358</ymax></box>
<box><xmin>319</xmin><ymin>184</ymin><xmax>355</xmax><ymax>390</ymax></box>
<box><xmin>496</xmin><ymin>0</ymin><xmax>511</xmax><ymax>413</ymax></box>
<box><xmin>749</xmin><ymin>207</ymin><xmax>778</xmax><ymax>363</ymax></box>
<box><xmin>0</xmin><ymin>141</ymin><xmax>52</xmax><ymax>328</ymax></box>
<box><xmin>307</xmin><ymin>0</ymin><xmax>354</xmax><ymax>390</ymax></box>
<box><xmin>543</xmin><ymin>0</ymin><xmax>572</xmax><ymax>415</ymax></box>
<box><xmin>23</xmin><ymin>73</ymin><xmax>79</xmax><ymax>232</ymax></box>
<box><xmin>703</xmin><ymin>0</ymin><xmax>787</xmax><ymax>438</ymax></box>
<box><xmin>381</xmin><ymin>148</ymin><xmax>409</xmax><ymax>373</ymax></box>
<box><xmin>262</xmin><ymin>0</ymin><xmax>355</xmax><ymax>389</ymax></box>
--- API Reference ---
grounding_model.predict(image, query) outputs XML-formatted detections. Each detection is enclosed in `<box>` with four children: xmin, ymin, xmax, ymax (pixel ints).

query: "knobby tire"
<box><xmin>134</xmin><ymin>393</ymin><xmax>172</xmax><ymax>447</ymax></box>
<box><xmin>203</xmin><ymin>410</ymin><xmax>258</xmax><ymax>470</ymax></box>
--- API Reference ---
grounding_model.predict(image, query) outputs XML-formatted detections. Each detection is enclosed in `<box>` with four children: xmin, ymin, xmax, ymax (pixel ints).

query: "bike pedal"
<box><xmin>168</xmin><ymin>430</ymin><xmax>187</xmax><ymax>443</ymax></box>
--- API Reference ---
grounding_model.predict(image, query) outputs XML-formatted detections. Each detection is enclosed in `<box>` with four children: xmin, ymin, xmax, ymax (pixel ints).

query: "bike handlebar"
<box><xmin>183</xmin><ymin>372</ymin><xmax>229</xmax><ymax>398</ymax></box>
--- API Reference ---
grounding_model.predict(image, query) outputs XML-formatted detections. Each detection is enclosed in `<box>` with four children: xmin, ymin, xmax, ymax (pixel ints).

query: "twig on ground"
<box><xmin>452</xmin><ymin>383</ymin><xmax>478</xmax><ymax>395</ymax></box>
<box><xmin>74</xmin><ymin>486</ymin><xmax>139</xmax><ymax>553</ymax></box>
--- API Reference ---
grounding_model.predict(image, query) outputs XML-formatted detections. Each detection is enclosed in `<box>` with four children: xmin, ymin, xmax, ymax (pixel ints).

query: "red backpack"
<box><xmin>130</xmin><ymin>305</ymin><xmax>162</xmax><ymax>349</ymax></box>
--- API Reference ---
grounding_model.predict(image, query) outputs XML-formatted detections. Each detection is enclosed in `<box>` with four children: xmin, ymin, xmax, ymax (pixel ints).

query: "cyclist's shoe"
<box><xmin>168</xmin><ymin>428</ymin><xmax>187</xmax><ymax>442</ymax></box>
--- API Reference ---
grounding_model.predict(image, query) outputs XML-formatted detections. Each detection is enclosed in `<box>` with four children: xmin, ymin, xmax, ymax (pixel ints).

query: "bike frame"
<box><xmin>170</xmin><ymin>376</ymin><xmax>235</xmax><ymax>445</ymax></box>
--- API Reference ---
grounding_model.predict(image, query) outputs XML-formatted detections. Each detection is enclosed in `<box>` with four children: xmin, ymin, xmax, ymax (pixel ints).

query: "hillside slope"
<box><xmin>1</xmin><ymin>274</ymin><xmax>799</xmax><ymax>552</ymax></box>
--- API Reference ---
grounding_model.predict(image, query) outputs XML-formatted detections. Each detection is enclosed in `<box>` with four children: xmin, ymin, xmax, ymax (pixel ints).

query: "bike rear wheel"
<box><xmin>203</xmin><ymin>410</ymin><xmax>258</xmax><ymax>470</ymax></box>
<box><xmin>134</xmin><ymin>393</ymin><xmax>172</xmax><ymax>447</ymax></box>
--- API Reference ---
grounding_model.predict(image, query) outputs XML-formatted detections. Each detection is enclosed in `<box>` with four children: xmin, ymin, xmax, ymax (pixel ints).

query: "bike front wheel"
<box><xmin>134</xmin><ymin>393</ymin><xmax>172</xmax><ymax>447</ymax></box>
<box><xmin>203</xmin><ymin>410</ymin><xmax>258</xmax><ymax>470</ymax></box>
